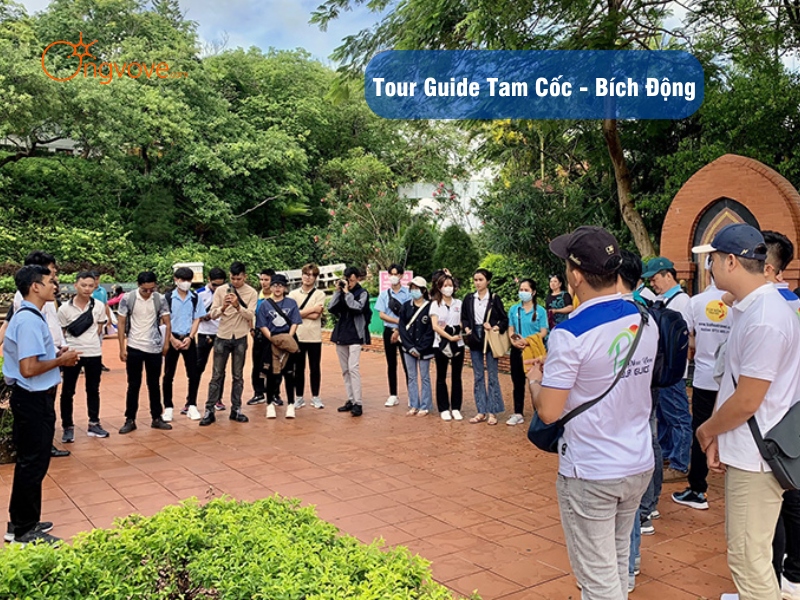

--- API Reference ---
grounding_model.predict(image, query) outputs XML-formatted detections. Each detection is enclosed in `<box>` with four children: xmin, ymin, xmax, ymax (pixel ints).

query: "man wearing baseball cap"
<box><xmin>693</xmin><ymin>223</ymin><xmax>800</xmax><ymax>600</ymax></box>
<box><xmin>527</xmin><ymin>226</ymin><xmax>659</xmax><ymax>597</ymax></box>
<box><xmin>643</xmin><ymin>256</ymin><xmax>693</xmax><ymax>488</ymax></box>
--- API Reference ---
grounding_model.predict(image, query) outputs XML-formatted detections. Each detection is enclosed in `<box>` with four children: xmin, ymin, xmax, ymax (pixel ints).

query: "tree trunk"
<box><xmin>602</xmin><ymin>119</ymin><xmax>657</xmax><ymax>257</ymax></box>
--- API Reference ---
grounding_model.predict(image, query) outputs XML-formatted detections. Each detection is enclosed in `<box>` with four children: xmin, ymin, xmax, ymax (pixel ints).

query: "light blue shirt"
<box><xmin>169</xmin><ymin>290</ymin><xmax>207</xmax><ymax>335</ymax></box>
<box><xmin>508</xmin><ymin>302</ymin><xmax>549</xmax><ymax>339</ymax></box>
<box><xmin>92</xmin><ymin>286</ymin><xmax>108</xmax><ymax>303</ymax></box>
<box><xmin>2</xmin><ymin>301</ymin><xmax>62</xmax><ymax>391</ymax></box>
<box><xmin>662</xmin><ymin>284</ymin><xmax>683</xmax><ymax>301</ymax></box>
<box><xmin>375</xmin><ymin>286</ymin><xmax>411</xmax><ymax>329</ymax></box>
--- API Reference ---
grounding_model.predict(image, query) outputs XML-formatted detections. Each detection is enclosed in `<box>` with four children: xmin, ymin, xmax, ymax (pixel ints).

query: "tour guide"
<box><xmin>3</xmin><ymin>265</ymin><xmax>80</xmax><ymax>544</ymax></box>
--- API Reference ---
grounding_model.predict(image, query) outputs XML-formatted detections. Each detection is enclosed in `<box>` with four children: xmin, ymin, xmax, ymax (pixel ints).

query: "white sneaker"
<box><xmin>187</xmin><ymin>405</ymin><xmax>202</xmax><ymax>421</ymax></box>
<box><xmin>720</xmin><ymin>594</ymin><xmax>740</xmax><ymax>600</ymax></box>
<box><xmin>286</xmin><ymin>404</ymin><xmax>295</xmax><ymax>419</ymax></box>
<box><xmin>782</xmin><ymin>578</ymin><xmax>800</xmax><ymax>600</ymax></box>
<box><xmin>294</xmin><ymin>397</ymin><xmax>305</xmax><ymax>409</ymax></box>
<box><xmin>440</xmin><ymin>411</ymin><xmax>452</xmax><ymax>421</ymax></box>
<box><xmin>311</xmin><ymin>397</ymin><xmax>324</xmax><ymax>409</ymax></box>
<box><xmin>266</xmin><ymin>404</ymin><xmax>277</xmax><ymax>419</ymax></box>
<box><xmin>162</xmin><ymin>408</ymin><xmax>173</xmax><ymax>422</ymax></box>
<box><xmin>385</xmin><ymin>395</ymin><xmax>399</xmax><ymax>407</ymax></box>
<box><xmin>506</xmin><ymin>414</ymin><xmax>524</xmax><ymax>426</ymax></box>
<box><xmin>451</xmin><ymin>410</ymin><xmax>463</xmax><ymax>421</ymax></box>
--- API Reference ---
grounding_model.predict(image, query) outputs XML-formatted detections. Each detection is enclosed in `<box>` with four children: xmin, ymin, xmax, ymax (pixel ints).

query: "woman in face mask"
<box><xmin>397</xmin><ymin>277</ymin><xmax>435</xmax><ymax>416</ymax></box>
<box><xmin>375</xmin><ymin>263</ymin><xmax>411</xmax><ymax>407</ymax></box>
<box><xmin>429</xmin><ymin>275</ymin><xmax>465</xmax><ymax>420</ymax></box>
<box><xmin>506</xmin><ymin>278</ymin><xmax>549</xmax><ymax>425</ymax></box>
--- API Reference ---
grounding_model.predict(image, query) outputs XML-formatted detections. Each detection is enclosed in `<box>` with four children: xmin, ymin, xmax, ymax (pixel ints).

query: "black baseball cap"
<box><xmin>692</xmin><ymin>223</ymin><xmax>767</xmax><ymax>260</ymax></box>
<box><xmin>549</xmin><ymin>226</ymin><xmax>622</xmax><ymax>275</ymax></box>
<box><xmin>270</xmin><ymin>274</ymin><xmax>289</xmax><ymax>286</ymax></box>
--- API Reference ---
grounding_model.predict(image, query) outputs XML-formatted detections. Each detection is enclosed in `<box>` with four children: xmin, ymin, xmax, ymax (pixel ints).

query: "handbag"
<box><xmin>65</xmin><ymin>298</ymin><xmax>96</xmax><ymax>337</ymax></box>
<box><xmin>734</xmin><ymin>376</ymin><xmax>800</xmax><ymax>490</ymax></box>
<box><xmin>483</xmin><ymin>297</ymin><xmax>511</xmax><ymax>359</ymax></box>
<box><xmin>527</xmin><ymin>303</ymin><xmax>647</xmax><ymax>453</ymax></box>
<box><xmin>464</xmin><ymin>293</ymin><xmax>492</xmax><ymax>351</ymax></box>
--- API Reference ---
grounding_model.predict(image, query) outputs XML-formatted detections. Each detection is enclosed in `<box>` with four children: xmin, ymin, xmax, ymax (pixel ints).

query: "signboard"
<box><xmin>379</xmin><ymin>270</ymin><xmax>413</xmax><ymax>293</ymax></box>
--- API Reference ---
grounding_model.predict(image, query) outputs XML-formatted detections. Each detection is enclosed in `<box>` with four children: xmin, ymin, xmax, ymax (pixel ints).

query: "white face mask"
<box><xmin>176</xmin><ymin>281</ymin><xmax>192</xmax><ymax>292</ymax></box>
<box><xmin>441</xmin><ymin>286</ymin><xmax>454</xmax><ymax>297</ymax></box>
<box><xmin>389</xmin><ymin>275</ymin><xmax>401</xmax><ymax>286</ymax></box>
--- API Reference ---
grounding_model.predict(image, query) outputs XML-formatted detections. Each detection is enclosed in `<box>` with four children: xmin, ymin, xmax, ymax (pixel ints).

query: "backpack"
<box><xmin>164</xmin><ymin>289</ymin><xmax>199</xmax><ymax>315</ymax></box>
<box><xmin>646</xmin><ymin>294</ymin><xmax>690</xmax><ymax>388</ymax></box>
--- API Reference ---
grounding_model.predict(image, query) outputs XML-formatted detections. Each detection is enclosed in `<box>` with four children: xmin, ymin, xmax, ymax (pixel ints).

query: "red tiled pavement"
<box><xmin>0</xmin><ymin>339</ymin><xmax>733</xmax><ymax>598</ymax></box>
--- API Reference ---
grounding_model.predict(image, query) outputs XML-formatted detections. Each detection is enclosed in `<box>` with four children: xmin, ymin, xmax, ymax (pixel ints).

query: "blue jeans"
<box><xmin>470</xmin><ymin>350</ymin><xmax>504</xmax><ymax>414</ymax></box>
<box><xmin>640</xmin><ymin>390</ymin><xmax>663</xmax><ymax>515</ymax></box>
<box><xmin>629</xmin><ymin>508</ymin><xmax>641</xmax><ymax>577</ymax></box>
<box><xmin>404</xmin><ymin>353</ymin><xmax>432</xmax><ymax>411</ymax></box>
<box><xmin>657</xmin><ymin>380</ymin><xmax>691</xmax><ymax>473</ymax></box>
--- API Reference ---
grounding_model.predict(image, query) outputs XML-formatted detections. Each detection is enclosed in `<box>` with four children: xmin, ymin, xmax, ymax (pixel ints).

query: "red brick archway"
<box><xmin>660</xmin><ymin>154</ymin><xmax>800</xmax><ymax>293</ymax></box>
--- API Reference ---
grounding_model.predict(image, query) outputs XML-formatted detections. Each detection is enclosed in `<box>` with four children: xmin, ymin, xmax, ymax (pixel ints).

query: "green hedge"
<box><xmin>0</xmin><ymin>497</ymin><xmax>477</xmax><ymax>600</ymax></box>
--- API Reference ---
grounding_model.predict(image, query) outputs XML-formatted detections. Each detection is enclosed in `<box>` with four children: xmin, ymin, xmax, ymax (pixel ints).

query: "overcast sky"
<box><xmin>16</xmin><ymin>0</ymin><xmax>378</xmax><ymax>65</ymax></box>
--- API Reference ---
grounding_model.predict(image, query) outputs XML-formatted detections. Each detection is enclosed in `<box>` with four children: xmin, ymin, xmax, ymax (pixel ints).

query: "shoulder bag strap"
<box><xmin>231</xmin><ymin>286</ymin><xmax>248</xmax><ymax>310</ymax></box>
<box><xmin>733</xmin><ymin>375</ymin><xmax>772</xmax><ymax>461</ymax></box>
<box><xmin>267</xmin><ymin>298</ymin><xmax>291</xmax><ymax>323</ymax></box>
<box><xmin>298</xmin><ymin>290</ymin><xmax>315</xmax><ymax>311</ymax></box>
<box><xmin>13</xmin><ymin>306</ymin><xmax>46</xmax><ymax>323</ymax></box>
<box><xmin>558</xmin><ymin>304</ymin><xmax>648</xmax><ymax>429</ymax></box>
<box><xmin>405</xmin><ymin>301</ymin><xmax>429</xmax><ymax>330</ymax></box>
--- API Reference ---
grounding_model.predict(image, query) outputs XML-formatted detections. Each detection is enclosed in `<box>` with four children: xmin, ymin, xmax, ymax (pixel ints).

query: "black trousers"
<box><xmin>196</xmin><ymin>333</ymin><xmax>217</xmax><ymax>375</ymax></box>
<box><xmin>434</xmin><ymin>348</ymin><xmax>464</xmax><ymax>412</ymax></box>
<box><xmin>60</xmin><ymin>355</ymin><xmax>102</xmax><ymax>427</ymax></box>
<box><xmin>163</xmin><ymin>337</ymin><xmax>200</xmax><ymax>407</ymax></box>
<box><xmin>251</xmin><ymin>334</ymin><xmax>271</xmax><ymax>398</ymax></box>
<box><xmin>295</xmin><ymin>341</ymin><xmax>322</xmax><ymax>398</ymax></box>
<box><xmin>383</xmin><ymin>327</ymin><xmax>409</xmax><ymax>396</ymax></box>
<box><xmin>509</xmin><ymin>347</ymin><xmax>527</xmax><ymax>416</ymax></box>
<box><xmin>9</xmin><ymin>386</ymin><xmax>56</xmax><ymax>537</ymax></box>
<box><xmin>774</xmin><ymin>490</ymin><xmax>800</xmax><ymax>584</ymax></box>
<box><xmin>125</xmin><ymin>347</ymin><xmax>163</xmax><ymax>421</ymax></box>
<box><xmin>687</xmin><ymin>387</ymin><xmax>717</xmax><ymax>494</ymax></box>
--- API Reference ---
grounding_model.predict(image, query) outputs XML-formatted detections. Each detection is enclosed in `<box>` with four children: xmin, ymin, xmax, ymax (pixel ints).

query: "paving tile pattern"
<box><xmin>0</xmin><ymin>340</ymin><xmax>733</xmax><ymax>598</ymax></box>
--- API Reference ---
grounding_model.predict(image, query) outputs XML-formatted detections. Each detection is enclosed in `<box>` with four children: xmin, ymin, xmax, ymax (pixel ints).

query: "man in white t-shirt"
<box><xmin>643</xmin><ymin>256</ymin><xmax>692</xmax><ymax>483</ymax></box>
<box><xmin>695</xmin><ymin>224</ymin><xmax>800</xmax><ymax>600</ymax></box>
<box><xmin>117</xmin><ymin>271</ymin><xmax>172</xmax><ymax>434</ymax></box>
<box><xmin>672</xmin><ymin>280</ymin><xmax>731</xmax><ymax>511</ymax></box>
<box><xmin>57</xmin><ymin>271</ymin><xmax>110</xmax><ymax>442</ymax></box>
<box><xmin>528</xmin><ymin>226</ymin><xmax>658</xmax><ymax>598</ymax></box>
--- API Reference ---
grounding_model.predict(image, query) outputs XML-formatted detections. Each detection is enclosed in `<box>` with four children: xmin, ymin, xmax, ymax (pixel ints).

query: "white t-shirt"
<box><xmin>13</xmin><ymin>291</ymin><xmax>65</xmax><ymax>349</ymax></box>
<box><xmin>685</xmin><ymin>285</ymin><xmax>732</xmax><ymax>392</ymax></box>
<box><xmin>430</xmin><ymin>298</ymin><xmax>465</xmax><ymax>347</ymax></box>
<box><xmin>58</xmin><ymin>297</ymin><xmax>107</xmax><ymax>357</ymax></box>
<box><xmin>543</xmin><ymin>294</ymin><xmax>658</xmax><ymax>480</ymax></box>
<box><xmin>716</xmin><ymin>284</ymin><xmax>800</xmax><ymax>472</ymax></box>
<box><xmin>197</xmin><ymin>287</ymin><xmax>220</xmax><ymax>336</ymax></box>
<box><xmin>472</xmin><ymin>292</ymin><xmax>490</xmax><ymax>326</ymax></box>
<box><xmin>119</xmin><ymin>291</ymin><xmax>166</xmax><ymax>354</ymax></box>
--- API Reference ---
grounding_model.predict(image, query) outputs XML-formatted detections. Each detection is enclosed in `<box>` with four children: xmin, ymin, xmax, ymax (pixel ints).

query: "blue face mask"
<box><xmin>518</xmin><ymin>291</ymin><xmax>533</xmax><ymax>303</ymax></box>
<box><xmin>410</xmin><ymin>289</ymin><xmax>423</xmax><ymax>300</ymax></box>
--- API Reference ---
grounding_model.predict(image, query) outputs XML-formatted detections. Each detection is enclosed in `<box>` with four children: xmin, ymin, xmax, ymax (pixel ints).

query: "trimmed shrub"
<box><xmin>432</xmin><ymin>225</ymin><xmax>479</xmax><ymax>290</ymax></box>
<box><xmin>0</xmin><ymin>497</ymin><xmax>478</xmax><ymax>599</ymax></box>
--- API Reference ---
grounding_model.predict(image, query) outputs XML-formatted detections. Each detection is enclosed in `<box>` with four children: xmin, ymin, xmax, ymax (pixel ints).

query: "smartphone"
<box><xmin>510</xmin><ymin>333</ymin><xmax>522</xmax><ymax>341</ymax></box>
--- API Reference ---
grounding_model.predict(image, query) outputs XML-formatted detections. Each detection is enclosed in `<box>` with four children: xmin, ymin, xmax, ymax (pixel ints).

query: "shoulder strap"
<box><xmin>267</xmin><ymin>298</ymin><xmax>291</xmax><ymax>323</ymax></box>
<box><xmin>13</xmin><ymin>306</ymin><xmax>46</xmax><ymax>323</ymax></box>
<box><xmin>232</xmin><ymin>286</ymin><xmax>248</xmax><ymax>310</ymax></box>
<box><xmin>664</xmin><ymin>291</ymin><xmax>684</xmax><ymax>308</ymax></box>
<box><xmin>299</xmin><ymin>290</ymin><xmax>315</xmax><ymax>311</ymax></box>
<box><xmin>732</xmin><ymin>374</ymin><xmax>772</xmax><ymax>462</ymax></box>
<box><xmin>558</xmin><ymin>303</ymin><xmax>648</xmax><ymax>429</ymax></box>
<box><xmin>405</xmin><ymin>301</ymin><xmax>429</xmax><ymax>330</ymax></box>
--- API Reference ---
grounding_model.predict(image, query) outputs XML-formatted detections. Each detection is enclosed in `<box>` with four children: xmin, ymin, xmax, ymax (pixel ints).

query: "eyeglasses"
<box><xmin>139</xmin><ymin>287</ymin><xmax>156</xmax><ymax>294</ymax></box>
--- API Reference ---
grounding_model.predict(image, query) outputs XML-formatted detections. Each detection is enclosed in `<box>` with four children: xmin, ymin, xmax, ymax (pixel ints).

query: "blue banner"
<box><xmin>365</xmin><ymin>50</ymin><xmax>704</xmax><ymax>120</ymax></box>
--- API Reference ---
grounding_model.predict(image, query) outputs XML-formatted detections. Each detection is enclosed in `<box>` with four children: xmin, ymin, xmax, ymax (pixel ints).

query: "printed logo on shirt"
<box><xmin>705</xmin><ymin>300</ymin><xmax>728</xmax><ymax>323</ymax></box>
<box><xmin>608</xmin><ymin>323</ymin><xmax>639</xmax><ymax>375</ymax></box>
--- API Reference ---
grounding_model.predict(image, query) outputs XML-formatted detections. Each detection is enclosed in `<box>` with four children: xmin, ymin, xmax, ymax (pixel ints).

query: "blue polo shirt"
<box><xmin>92</xmin><ymin>286</ymin><xmax>108</xmax><ymax>303</ymax></box>
<box><xmin>508</xmin><ymin>302</ymin><xmax>549</xmax><ymax>338</ymax></box>
<box><xmin>169</xmin><ymin>290</ymin><xmax>207</xmax><ymax>336</ymax></box>
<box><xmin>2</xmin><ymin>301</ymin><xmax>62</xmax><ymax>391</ymax></box>
<box><xmin>375</xmin><ymin>286</ymin><xmax>411</xmax><ymax>329</ymax></box>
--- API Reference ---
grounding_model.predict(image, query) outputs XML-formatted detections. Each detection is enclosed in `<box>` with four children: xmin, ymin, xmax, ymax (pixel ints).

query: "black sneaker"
<box><xmin>351</xmin><ymin>404</ymin><xmax>363</xmax><ymax>417</ymax></box>
<box><xmin>246</xmin><ymin>395</ymin><xmax>266</xmax><ymax>406</ymax></box>
<box><xmin>101</xmin><ymin>364</ymin><xmax>110</xmax><ymax>372</ymax></box>
<box><xmin>199</xmin><ymin>411</ymin><xmax>216</xmax><ymax>426</ymax></box>
<box><xmin>13</xmin><ymin>529</ymin><xmax>61</xmax><ymax>546</ymax></box>
<box><xmin>61</xmin><ymin>427</ymin><xmax>74</xmax><ymax>444</ymax></box>
<box><xmin>87</xmin><ymin>423</ymin><xmax>110</xmax><ymax>438</ymax></box>
<box><xmin>672</xmin><ymin>488</ymin><xmax>709</xmax><ymax>510</ymax></box>
<box><xmin>119</xmin><ymin>419</ymin><xmax>137</xmax><ymax>435</ymax></box>
<box><xmin>151</xmin><ymin>418</ymin><xmax>173</xmax><ymax>431</ymax></box>
<box><xmin>50</xmin><ymin>445</ymin><xmax>70</xmax><ymax>457</ymax></box>
<box><xmin>337</xmin><ymin>400</ymin><xmax>354</xmax><ymax>413</ymax></box>
<box><xmin>5</xmin><ymin>521</ymin><xmax>54</xmax><ymax>543</ymax></box>
<box><xmin>229</xmin><ymin>410</ymin><xmax>249</xmax><ymax>423</ymax></box>
<box><xmin>273</xmin><ymin>396</ymin><xmax>284</xmax><ymax>406</ymax></box>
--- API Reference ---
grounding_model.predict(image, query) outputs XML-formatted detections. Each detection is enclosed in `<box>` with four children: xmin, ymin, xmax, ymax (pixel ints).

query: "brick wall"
<box><xmin>660</xmin><ymin>154</ymin><xmax>800</xmax><ymax>292</ymax></box>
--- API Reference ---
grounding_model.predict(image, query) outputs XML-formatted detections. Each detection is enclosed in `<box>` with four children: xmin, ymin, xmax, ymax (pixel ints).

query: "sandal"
<box><xmin>407</xmin><ymin>408</ymin><xmax>418</xmax><ymax>416</ymax></box>
<box><xmin>469</xmin><ymin>413</ymin><xmax>487</xmax><ymax>424</ymax></box>
<box><xmin>487</xmin><ymin>414</ymin><xmax>498</xmax><ymax>426</ymax></box>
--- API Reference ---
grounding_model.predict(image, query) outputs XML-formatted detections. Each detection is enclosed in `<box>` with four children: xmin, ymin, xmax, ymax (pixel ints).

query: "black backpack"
<box><xmin>164</xmin><ymin>289</ymin><xmax>199</xmax><ymax>314</ymax></box>
<box><xmin>646</xmin><ymin>294</ymin><xmax>690</xmax><ymax>388</ymax></box>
